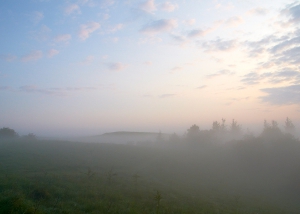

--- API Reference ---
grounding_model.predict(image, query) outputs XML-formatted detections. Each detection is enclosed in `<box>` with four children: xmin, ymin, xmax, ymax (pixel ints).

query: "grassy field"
<box><xmin>0</xmin><ymin>139</ymin><xmax>299</xmax><ymax>213</ymax></box>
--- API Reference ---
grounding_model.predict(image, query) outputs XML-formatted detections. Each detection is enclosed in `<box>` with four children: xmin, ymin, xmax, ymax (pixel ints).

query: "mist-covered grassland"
<box><xmin>0</xmin><ymin>118</ymin><xmax>300</xmax><ymax>213</ymax></box>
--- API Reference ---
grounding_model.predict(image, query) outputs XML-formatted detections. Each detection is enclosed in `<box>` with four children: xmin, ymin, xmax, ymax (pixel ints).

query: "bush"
<box><xmin>0</xmin><ymin>127</ymin><xmax>18</xmax><ymax>139</ymax></box>
<box><xmin>22</xmin><ymin>133</ymin><xmax>37</xmax><ymax>141</ymax></box>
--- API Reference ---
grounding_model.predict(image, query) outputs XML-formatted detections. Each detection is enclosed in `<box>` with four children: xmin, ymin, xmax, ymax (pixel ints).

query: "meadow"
<box><xmin>1</xmin><ymin>128</ymin><xmax>300</xmax><ymax>214</ymax></box>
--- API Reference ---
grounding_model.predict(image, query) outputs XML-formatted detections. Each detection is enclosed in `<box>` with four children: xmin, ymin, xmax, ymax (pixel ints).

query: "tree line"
<box><xmin>0</xmin><ymin>117</ymin><xmax>296</xmax><ymax>145</ymax></box>
<box><xmin>165</xmin><ymin>117</ymin><xmax>297</xmax><ymax>146</ymax></box>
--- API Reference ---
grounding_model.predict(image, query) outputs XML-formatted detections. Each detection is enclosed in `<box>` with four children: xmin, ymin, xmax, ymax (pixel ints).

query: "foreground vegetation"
<box><xmin>1</xmin><ymin>135</ymin><xmax>300</xmax><ymax>213</ymax></box>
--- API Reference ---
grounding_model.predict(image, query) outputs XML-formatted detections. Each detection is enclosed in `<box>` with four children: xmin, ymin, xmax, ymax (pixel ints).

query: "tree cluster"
<box><xmin>177</xmin><ymin>117</ymin><xmax>296</xmax><ymax>146</ymax></box>
<box><xmin>0</xmin><ymin>127</ymin><xmax>18</xmax><ymax>139</ymax></box>
<box><xmin>0</xmin><ymin>127</ymin><xmax>36</xmax><ymax>141</ymax></box>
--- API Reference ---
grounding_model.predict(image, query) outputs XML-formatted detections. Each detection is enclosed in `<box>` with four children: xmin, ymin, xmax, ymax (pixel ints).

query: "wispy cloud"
<box><xmin>185</xmin><ymin>17</ymin><xmax>241</xmax><ymax>41</ymax></box>
<box><xmin>243</xmin><ymin>25</ymin><xmax>300</xmax><ymax>66</ymax></box>
<box><xmin>102</xmin><ymin>13</ymin><xmax>110</xmax><ymax>20</ymax></box>
<box><xmin>140</xmin><ymin>19</ymin><xmax>177</xmax><ymax>35</ymax></box>
<box><xmin>20</xmin><ymin>85</ymin><xmax>61</xmax><ymax>95</ymax></box>
<box><xmin>79</xmin><ymin>22</ymin><xmax>100</xmax><ymax>40</ymax></box>
<box><xmin>0</xmin><ymin>86</ymin><xmax>12</xmax><ymax>91</ymax></box>
<box><xmin>54</xmin><ymin>34</ymin><xmax>72</xmax><ymax>43</ymax></box>
<box><xmin>272</xmin><ymin>70</ymin><xmax>300</xmax><ymax>84</ymax></box>
<box><xmin>188</xmin><ymin>28</ymin><xmax>210</xmax><ymax>38</ymax></box>
<box><xmin>187</xmin><ymin>21</ymin><xmax>221</xmax><ymax>38</ymax></box>
<box><xmin>65</xmin><ymin>4</ymin><xmax>81</xmax><ymax>15</ymax></box>
<box><xmin>269</xmin><ymin>36</ymin><xmax>300</xmax><ymax>54</ymax></box>
<box><xmin>79</xmin><ymin>55</ymin><xmax>95</xmax><ymax>65</ymax></box>
<box><xmin>201</xmin><ymin>38</ymin><xmax>237</xmax><ymax>52</ymax></box>
<box><xmin>171</xmin><ymin>66</ymin><xmax>182</xmax><ymax>72</ymax></box>
<box><xmin>196</xmin><ymin>85</ymin><xmax>207</xmax><ymax>90</ymax></box>
<box><xmin>224</xmin><ymin>16</ymin><xmax>244</xmax><ymax>27</ymax></box>
<box><xmin>30</xmin><ymin>25</ymin><xmax>51</xmax><ymax>41</ymax></box>
<box><xmin>197</xmin><ymin>85</ymin><xmax>207</xmax><ymax>89</ymax></box>
<box><xmin>160</xmin><ymin>2</ymin><xmax>178</xmax><ymax>12</ymax></box>
<box><xmin>21</xmin><ymin>50</ymin><xmax>43</xmax><ymax>62</ymax></box>
<box><xmin>277</xmin><ymin>46</ymin><xmax>300</xmax><ymax>65</ymax></box>
<box><xmin>139</xmin><ymin>0</ymin><xmax>156</xmax><ymax>14</ymax></box>
<box><xmin>215</xmin><ymin>2</ymin><xmax>235</xmax><ymax>11</ymax></box>
<box><xmin>139</xmin><ymin>36</ymin><xmax>163</xmax><ymax>44</ymax></box>
<box><xmin>51</xmin><ymin>86</ymin><xmax>97</xmax><ymax>92</ymax></box>
<box><xmin>0</xmin><ymin>85</ymin><xmax>98</xmax><ymax>96</ymax></box>
<box><xmin>170</xmin><ymin>33</ymin><xmax>191</xmax><ymax>46</ymax></box>
<box><xmin>99</xmin><ymin>0</ymin><xmax>115</xmax><ymax>8</ymax></box>
<box><xmin>79</xmin><ymin>0</ymin><xmax>96</xmax><ymax>7</ymax></box>
<box><xmin>206</xmin><ymin>69</ymin><xmax>235</xmax><ymax>79</ymax></box>
<box><xmin>241</xmin><ymin>72</ymin><xmax>260</xmax><ymax>85</ymax></box>
<box><xmin>183</xmin><ymin>19</ymin><xmax>196</xmax><ymax>26</ymax></box>
<box><xmin>241</xmin><ymin>70</ymin><xmax>300</xmax><ymax>85</ymax></box>
<box><xmin>0</xmin><ymin>54</ymin><xmax>17</xmax><ymax>62</ymax></box>
<box><xmin>105</xmin><ymin>23</ymin><xmax>124</xmax><ymax>34</ymax></box>
<box><xmin>47</xmin><ymin>49</ymin><xmax>59</xmax><ymax>58</ymax></box>
<box><xmin>110</xmin><ymin>37</ymin><xmax>119</xmax><ymax>43</ymax></box>
<box><xmin>260</xmin><ymin>84</ymin><xmax>300</xmax><ymax>105</ymax></box>
<box><xmin>31</xmin><ymin>11</ymin><xmax>44</xmax><ymax>24</ymax></box>
<box><xmin>107</xmin><ymin>62</ymin><xmax>128</xmax><ymax>71</ymax></box>
<box><xmin>243</xmin><ymin>36</ymin><xmax>276</xmax><ymax>57</ymax></box>
<box><xmin>247</xmin><ymin>7</ymin><xmax>268</xmax><ymax>16</ymax></box>
<box><xmin>281</xmin><ymin>2</ymin><xmax>300</xmax><ymax>26</ymax></box>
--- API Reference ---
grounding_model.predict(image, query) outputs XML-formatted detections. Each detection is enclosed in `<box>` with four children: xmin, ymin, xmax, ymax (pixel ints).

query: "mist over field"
<box><xmin>1</xmin><ymin>118</ymin><xmax>300</xmax><ymax>213</ymax></box>
<box><xmin>1</xmin><ymin>0</ymin><xmax>300</xmax><ymax>213</ymax></box>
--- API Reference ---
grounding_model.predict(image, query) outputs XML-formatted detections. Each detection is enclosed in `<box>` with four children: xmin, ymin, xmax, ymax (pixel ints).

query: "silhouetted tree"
<box><xmin>284</xmin><ymin>117</ymin><xmax>295</xmax><ymax>134</ymax></box>
<box><xmin>186</xmin><ymin>124</ymin><xmax>200</xmax><ymax>144</ymax></box>
<box><xmin>220</xmin><ymin>118</ymin><xmax>226</xmax><ymax>131</ymax></box>
<box><xmin>210</xmin><ymin>119</ymin><xmax>230</xmax><ymax>143</ymax></box>
<box><xmin>187</xmin><ymin>124</ymin><xmax>199</xmax><ymax>136</ymax></box>
<box><xmin>212</xmin><ymin>118</ymin><xmax>227</xmax><ymax>133</ymax></box>
<box><xmin>230</xmin><ymin>119</ymin><xmax>242</xmax><ymax>136</ymax></box>
<box><xmin>0</xmin><ymin>127</ymin><xmax>18</xmax><ymax>139</ymax></box>
<box><xmin>168</xmin><ymin>133</ymin><xmax>181</xmax><ymax>144</ymax></box>
<box><xmin>263</xmin><ymin>120</ymin><xmax>281</xmax><ymax>133</ymax></box>
<box><xmin>22</xmin><ymin>133</ymin><xmax>37</xmax><ymax>141</ymax></box>
<box><xmin>187</xmin><ymin>124</ymin><xmax>200</xmax><ymax>136</ymax></box>
<box><xmin>261</xmin><ymin>120</ymin><xmax>283</xmax><ymax>144</ymax></box>
<box><xmin>212</xmin><ymin>121</ymin><xmax>220</xmax><ymax>132</ymax></box>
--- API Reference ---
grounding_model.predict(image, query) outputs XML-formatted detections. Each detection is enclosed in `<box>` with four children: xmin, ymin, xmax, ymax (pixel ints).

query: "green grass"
<box><xmin>0</xmin><ymin>139</ymin><xmax>298</xmax><ymax>213</ymax></box>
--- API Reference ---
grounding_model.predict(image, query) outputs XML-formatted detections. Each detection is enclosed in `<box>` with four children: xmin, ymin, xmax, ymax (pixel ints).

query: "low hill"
<box><xmin>80</xmin><ymin>131</ymin><xmax>170</xmax><ymax>145</ymax></box>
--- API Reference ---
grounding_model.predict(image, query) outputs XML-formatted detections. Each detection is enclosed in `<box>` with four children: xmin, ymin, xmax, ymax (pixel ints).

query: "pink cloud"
<box><xmin>65</xmin><ymin>4</ymin><xmax>81</xmax><ymax>15</ymax></box>
<box><xmin>21</xmin><ymin>50</ymin><xmax>43</xmax><ymax>62</ymax></box>
<box><xmin>47</xmin><ymin>49</ymin><xmax>59</xmax><ymax>58</ymax></box>
<box><xmin>54</xmin><ymin>34</ymin><xmax>72</xmax><ymax>43</ymax></box>
<box><xmin>79</xmin><ymin>22</ymin><xmax>100</xmax><ymax>40</ymax></box>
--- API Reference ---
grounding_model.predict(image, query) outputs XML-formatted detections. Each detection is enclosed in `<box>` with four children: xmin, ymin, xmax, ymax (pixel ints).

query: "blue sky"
<box><xmin>0</xmin><ymin>0</ymin><xmax>300</xmax><ymax>136</ymax></box>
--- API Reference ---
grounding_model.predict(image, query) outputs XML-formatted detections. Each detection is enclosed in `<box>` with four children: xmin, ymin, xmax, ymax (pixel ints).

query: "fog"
<box><xmin>1</xmin><ymin>118</ymin><xmax>300</xmax><ymax>213</ymax></box>
<box><xmin>3</xmin><ymin>0</ymin><xmax>300</xmax><ymax>212</ymax></box>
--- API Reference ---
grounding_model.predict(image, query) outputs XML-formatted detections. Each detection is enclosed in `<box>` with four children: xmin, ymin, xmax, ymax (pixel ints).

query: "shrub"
<box><xmin>0</xmin><ymin>127</ymin><xmax>18</xmax><ymax>139</ymax></box>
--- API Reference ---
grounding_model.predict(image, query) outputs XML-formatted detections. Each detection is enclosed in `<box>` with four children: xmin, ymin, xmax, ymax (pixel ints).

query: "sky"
<box><xmin>0</xmin><ymin>0</ymin><xmax>300</xmax><ymax>137</ymax></box>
